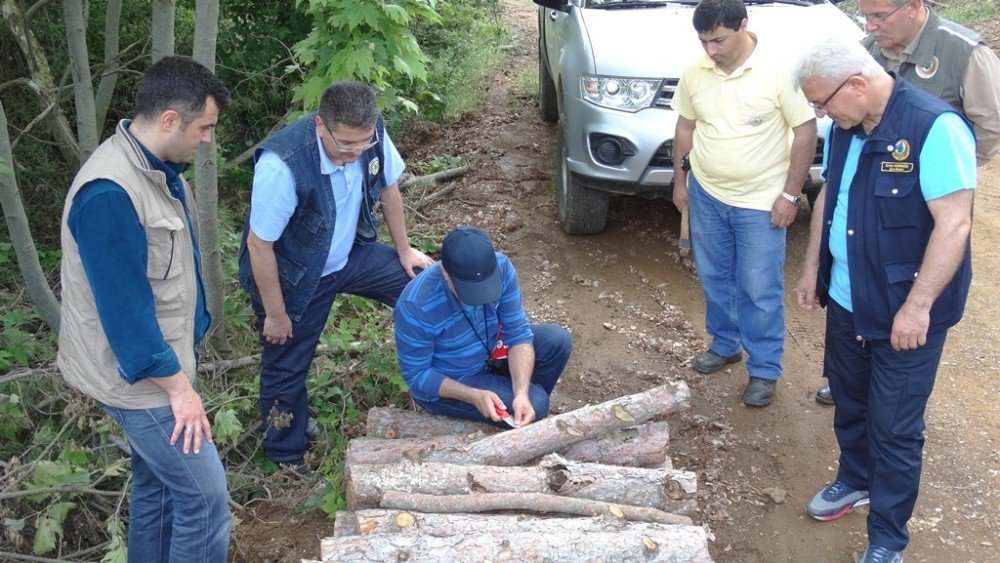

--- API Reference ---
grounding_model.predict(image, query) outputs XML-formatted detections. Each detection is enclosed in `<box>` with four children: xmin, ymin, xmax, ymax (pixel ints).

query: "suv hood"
<box><xmin>581</xmin><ymin>3</ymin><xmax>863</xmax><ymax>78</ymax></box>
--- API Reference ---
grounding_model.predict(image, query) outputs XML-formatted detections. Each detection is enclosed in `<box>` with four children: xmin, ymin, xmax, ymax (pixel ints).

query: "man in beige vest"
<box><xmin>58</xmin><ymin>56</ymin><xmax>232</xmax><ymax>561</ymax></box>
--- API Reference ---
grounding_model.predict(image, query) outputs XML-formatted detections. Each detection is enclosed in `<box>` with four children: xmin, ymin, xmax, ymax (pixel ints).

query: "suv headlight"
<box><xmin>582</xmin><ymin>75</ymin><xmax>661</xmax><ymax>112</ymax></box>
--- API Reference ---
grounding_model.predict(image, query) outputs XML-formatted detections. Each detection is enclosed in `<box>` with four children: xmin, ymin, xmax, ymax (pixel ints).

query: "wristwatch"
<box><xmin>781</xmin><ymin>192</ymin><xmax>802</xmax><ymax>205</ymax></box>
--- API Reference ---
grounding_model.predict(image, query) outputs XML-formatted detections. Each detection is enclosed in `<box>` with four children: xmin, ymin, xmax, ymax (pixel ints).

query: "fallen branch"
<box><xmin>379</xmin><ymin>491</ymin><xmax>693</xmax><ymax>525</ymax></box>
<box><xmin>422</xmin><ymin>381</ymin><xmax>691</xmax><ymax>466</ymax></box>
<box><xmin>0</xmin><ymin>485</ymin><xmax>122</xmax><ymax>500</ymax></box>
<box><xmin>414</xmin><ymin>184</ymin><xmax>460</xmax><ymax>210</ymax></box>
<box><xmin>399</xmin><ymin>165</ymin><xmax>471</xmax><ymax>192</ymax></box>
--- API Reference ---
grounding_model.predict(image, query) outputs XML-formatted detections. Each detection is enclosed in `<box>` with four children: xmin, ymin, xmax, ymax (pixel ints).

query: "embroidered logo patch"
<box><xmin>369</xmin><ymin>157</ymin><xmax>380</xmax><ymax>176</ymax></box>
<box><xmin>891</xmin><ymin>139</ymin><xmax>910</xmax><ymax>161</ymax></box>
<box><xmin>915</xmin><ymin>56</ymin><xmax>939</xmax><ymax>79</ymax></box>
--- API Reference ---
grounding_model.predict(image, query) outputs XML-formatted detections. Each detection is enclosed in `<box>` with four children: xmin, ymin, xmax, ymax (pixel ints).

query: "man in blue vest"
<box><xmin>814</xmin><ymin>0</ymin><xmax>1000</xmax><ymax>405</ymax></box>
<box><xmin>793</xmin><ymin>39</ymin><xmax>975</xmax><ymax>562</ymax></box>
<box><xmin>238</xmin><ymin>81</ymin><xmax>432</xmax><ymax>470</ymax></box>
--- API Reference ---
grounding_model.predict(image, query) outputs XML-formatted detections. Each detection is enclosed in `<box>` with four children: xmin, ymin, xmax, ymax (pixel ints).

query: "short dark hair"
<box><xmin>318</xmin><ymin>81</ymin><xmax>379</xmax><ymax>130</ymax></box>
<box><xmin>693</xmin><ymin>0</ymin><xmax>748</xmax><ymax>34</ymax></box>
<box><xmin>134</xmin><ymin>56</ymin><xmax>231</xmax><ymax>125</ymax></box>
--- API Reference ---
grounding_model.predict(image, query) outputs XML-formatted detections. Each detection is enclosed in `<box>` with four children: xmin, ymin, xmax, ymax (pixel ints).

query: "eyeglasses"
<box><xmin>810</xmin><ymin>72</ymin><xmax>862</xmax><ymax>111</ymax></box>
<box><xmin>321</xmin><ymin>120</ymin><xmax>379</xmax><ymax>152</ymax></box>
<box><xmin>856</xmin><ymin>2</ymin><xmax>908</xmax><ymax>25</ymax></box>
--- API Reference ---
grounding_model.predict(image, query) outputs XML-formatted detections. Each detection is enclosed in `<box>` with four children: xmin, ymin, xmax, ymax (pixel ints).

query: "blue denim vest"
<box><xmin>237</xmin><ymin>112</ymin><xmax>387</xmax><ymax>321</ymax></box>
<box><xmin>818</xmin><ymin>75</ymin><xmax>972</xmax><ymax>339</ymax></box>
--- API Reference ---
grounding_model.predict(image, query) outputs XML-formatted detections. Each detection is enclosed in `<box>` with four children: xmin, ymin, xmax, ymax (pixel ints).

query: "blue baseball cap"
<box><xmin>441</xmin><ymin>226</ymin><xmax>501</xmax><ymax>306</ymax></box>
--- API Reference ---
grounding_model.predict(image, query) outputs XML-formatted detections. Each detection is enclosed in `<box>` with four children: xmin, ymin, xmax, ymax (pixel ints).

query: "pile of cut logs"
<box><xmin>306</xmin><ymin>381</ymin><xmax>713</xmax><ymax>562</ymax></box>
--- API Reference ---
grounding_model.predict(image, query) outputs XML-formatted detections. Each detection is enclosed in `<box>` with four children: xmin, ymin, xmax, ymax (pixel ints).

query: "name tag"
<box><xmin>881</xmin><ymin>161</ymin><xmax>914</xmax><ymax>173</ymax></box>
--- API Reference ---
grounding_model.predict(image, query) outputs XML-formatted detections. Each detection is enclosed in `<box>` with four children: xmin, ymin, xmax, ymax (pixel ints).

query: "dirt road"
<box><xmin>232</xmin><ymin>3</ymin><xmax>1000</xmax><ymax>561</ymax></box>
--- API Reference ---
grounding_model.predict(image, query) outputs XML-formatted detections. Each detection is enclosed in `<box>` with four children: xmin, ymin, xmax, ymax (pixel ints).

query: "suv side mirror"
<box><xmin>533</xmin><ymin>0</ymin><xmax>572</xmax><ymax>12</ymax></box>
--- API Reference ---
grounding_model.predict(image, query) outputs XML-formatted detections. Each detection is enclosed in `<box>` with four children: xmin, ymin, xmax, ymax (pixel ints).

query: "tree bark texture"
<box><xmin>380</xmin><ymin>491</ymin><xmax>694</xmax><ymax>525</ymax></box>
<box><xmin>151</xmin><ymin>0</ymin><xmax>175</xmax><ymax>63</ymax></box>
<box><xmin>422</xmin><ymin>381</ymin><xmax>690</xmax><ymax>466</ymax></box>
<box><xmin>366</xmin><ymin>406</ymin><xmax>499</xmax><ymax>439</ymax></box>
<box><xmin>63</xmin><ymin>0</ymin><xmax>98</xmax><ymax>161</ymax></box>
<box><xmin>346</xmin><ymin>456</ymin><xmax>697</xmax><ymax>514</ymax></box>
<box><xmin>94</xmin><ymin>0</ymin><xmax>123</xmax><ymax>131</ymax></box>
<box><xmin>333</xmin><ymin>509</ymin><xmax>701</xmax><ymax>539</ymax></box>
<box><xmin>320</xmin><ymin>525</ymin><xmax>712</xmax><ymax>562</ymax></box>
<box><xmin>1</xmin><ymin>0</ymin><xmax>81</xmax><ymax>167</ymax></box>
<box><xmin>347</xmin><ymin>420</ymin><xmax>673</xmax><ymax>468</ymax></box>
<box><xmin>191</xmin><ymin>0</ymin><xmax>230</xmax><ymax>354</ymax></box>
<box><xmin>0</xmin><ymin>99</ymin><xmax>60</xmax><ymax>332</ymax></box>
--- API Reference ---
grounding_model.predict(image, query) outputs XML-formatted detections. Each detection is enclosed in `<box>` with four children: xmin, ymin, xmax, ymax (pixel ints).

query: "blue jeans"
<box><xmin>253</xmin><ymin>241</ymin><xmax>412</xmax><ymax>463</ymax></box>
<box><xmin>98</xmin><ymin>403</ymin><xmax>231</xmax><ymax>563</ymax></box>
<box><xmin>414</xmin><ymin>324</ymin><xmax>572</xmax><ymax>425</ymax></box>
<box><xmin>688</xmin><ymin>174</ymin><xmax>785</xmax><ymax>379</ymax></box>
<box><xmin>824</xmin><ymin>299</ymin><xmax>946</xmax><ymax>551</ymax></box>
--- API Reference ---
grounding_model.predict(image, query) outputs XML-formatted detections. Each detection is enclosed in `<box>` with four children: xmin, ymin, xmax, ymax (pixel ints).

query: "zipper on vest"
<box><xmin>163</xmin><ymin>230</ymin><xmax>176</xmax><ymax>280</ymax></box>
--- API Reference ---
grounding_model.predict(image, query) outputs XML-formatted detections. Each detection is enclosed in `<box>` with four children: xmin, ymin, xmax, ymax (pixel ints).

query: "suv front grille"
<box><xmin>654</xmin><ymin>78</ymin><xmax>680</xmax><ymax>108</ymax></box>
<box><xmin>649</xmin><ymin>140</ymin><xmax>673</xmax><ymax>168</ymax></box>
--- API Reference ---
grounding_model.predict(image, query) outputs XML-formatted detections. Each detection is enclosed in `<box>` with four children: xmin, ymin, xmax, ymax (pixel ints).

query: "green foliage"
<box><xmin>0</xmin><ymin>298</ymin><xmax>55</xmax><ymax>371</ymax></box>
<box><xmin>292</xmin><ymin>0</ymin><xmax>442</xmax><ymax>112</ymax></box>
<box><xmin>101</xmin><ymin>517</ymin><xmax>128</xmax><ymax>563</ymax></box>
<box><xmin>416</xmin><ymin>154</ymin><xmax>467</xmax><ymax>175</ymax></box>
<box><xmin>937</xmin><ymin>0</ymin><xmax>998</xmax><ymax>25</ymax></box>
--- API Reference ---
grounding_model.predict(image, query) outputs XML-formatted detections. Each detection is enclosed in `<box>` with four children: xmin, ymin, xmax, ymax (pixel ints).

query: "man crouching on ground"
<box><xmin>393</xmin><ymin>226</ymin><xmax>572</xmax><ymax>426</ymax></box>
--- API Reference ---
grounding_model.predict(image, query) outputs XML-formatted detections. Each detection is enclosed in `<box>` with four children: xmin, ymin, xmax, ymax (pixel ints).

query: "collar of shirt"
<box><xmin>125</xmin><ymin>121</ymin><xmax>187</xmax><ymax>197</ymax></box>
<box><xmin>315</xmin><ymin>128</ymin><xmax>346</xmax><ymax>175</ymax></box>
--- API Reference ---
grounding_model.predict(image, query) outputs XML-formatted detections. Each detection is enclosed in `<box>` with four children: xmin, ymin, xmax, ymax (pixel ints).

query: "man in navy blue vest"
<box><xmin>238</xmin><ymin>81</ymin><xmax>432</xmax><ymax>469</ymax></box>
<box><xmin>793</xmin><ymin>39</ymin><xmax>975</xmax><ymax>563</ymax></box>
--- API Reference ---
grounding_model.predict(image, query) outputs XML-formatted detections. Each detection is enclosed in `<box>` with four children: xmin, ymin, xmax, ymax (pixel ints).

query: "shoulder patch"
<box><xmin>369</xmin><ymin>157</ymin><xmax>380</xmax><ymax>177</ymax></box>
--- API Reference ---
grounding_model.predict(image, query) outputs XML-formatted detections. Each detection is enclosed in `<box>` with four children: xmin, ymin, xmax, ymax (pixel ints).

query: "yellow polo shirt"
<box><xmin>671</xmin><ymin>39</ymin><xmax>814</xmax><ymax>211</ymax></box>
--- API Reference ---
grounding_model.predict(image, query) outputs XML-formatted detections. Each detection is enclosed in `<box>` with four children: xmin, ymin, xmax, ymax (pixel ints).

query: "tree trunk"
<box><xmin>347</xmin><ymin>420</ymin><xmax>672</xmax><ymax>467</ymax></box>
<box><xmin>422</xmin><ymin>381</ymin><xmax>690</xmax><ymax>466</ymax></box>
<box><xmin>0</xmin><ymin>99</ymin><xmax>60</xmax><ymax>332</ymax></box>
<box><xmin>345</xmin><ymin>456</ymin><xmax>697</xmax><ymax>514</ymax></box>
<box><xmin>94</xmin><ymin>0</ymin><xmax>123</xmax><ymax>131</ymax></box>
<box><xmin>366</xmin><ymin>406</ymin><xmax>498</xmax><ymax>439</ymax></box>
<box><xmin>1</xmin><ymin>0</ymin><xmax>81</xmax><ymax>167</ymax></box>
<box><xmin>320</xmin><ymin>524</ymin><xmax>712</xmax><ymax>562</ymax></box>
<box><xmin>333</xmin><ymin>509</ymin><xmax>699</xmax><ymax>538</ymax></box>
<box><xmin>151</xmin><ymin>0</ymin><xmax>175</xmax><ymax>63</ymax></box>
<box><xmin>191</xmin><ymin>0</ymin><xmax>230</xmax><ymax>354</ymax></box>
<box><xmin>63</xmin><ymin>0</ymin><xmax>98</xmax><ymax>161</ymax></box>
<box><xmin>380</xmin><ymin>491</ymin><xmax>694</xmax><ymax>525</ymax></box>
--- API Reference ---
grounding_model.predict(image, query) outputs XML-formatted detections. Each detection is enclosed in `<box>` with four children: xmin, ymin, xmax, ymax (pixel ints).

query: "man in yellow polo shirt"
<box><xmin>671</xmin><ymin>0</ymin><xmax>817</xmax><ymax>406</ymax></box>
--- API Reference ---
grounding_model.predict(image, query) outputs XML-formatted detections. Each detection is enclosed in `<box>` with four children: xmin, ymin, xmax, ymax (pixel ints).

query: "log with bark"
<box><xmin>421</xmin><ymin>381</ymin><xmax>690</xmax><ymax>466</ymax></box>
<box><xmin>365</xmin><ymin>406</ymin><xmax>498</xmax><ymax>439</ymax></box>
<box><xmin>333</xmin><ymin>508</ymin><xmax>697</xmax><ymax>538</ymax></box>
<box><xmin>348</xmin><ymin>420</ymin><xmax>671</xmax><ymax>468</ymax></box>
<box><xmin>380</xmin><ymin>491</ymin><xmax>693</xmax><ymax>525</ymax></box>
<box><xmin>346</xmin><ymin>455</ymin><xmax>696</xmax><ymax>514</ymax></box>
<box><xmin>320</xmin><ymin>523</ymin><xmax>711</xmax><ymax>562</ymax></box>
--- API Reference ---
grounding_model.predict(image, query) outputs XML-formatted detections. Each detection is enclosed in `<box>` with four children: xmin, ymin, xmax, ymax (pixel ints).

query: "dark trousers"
<box><xmin>414</xmin><ymin>324</ymin><xmax>572</xmax><ymax>425</ymax></box>
<box><xmin>824</xmin><ymin>299</ymin><xmax>947</xmax><ymax>551</ymax></box>
<box><xmin>253</xmin><ymin>242</ymin><xmax>411</xmax><ymax>463</ymax></box>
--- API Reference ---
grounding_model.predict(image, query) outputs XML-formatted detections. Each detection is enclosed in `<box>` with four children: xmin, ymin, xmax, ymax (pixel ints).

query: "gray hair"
<box><xmin>318</xmin><ymin>81</ymin><xmax>379</xmax><ymax>129</ymax></box>
<box><xmin>793</xmin><ymin>38</ymin><xmax>884</xmax><ymax>89</ymax></box>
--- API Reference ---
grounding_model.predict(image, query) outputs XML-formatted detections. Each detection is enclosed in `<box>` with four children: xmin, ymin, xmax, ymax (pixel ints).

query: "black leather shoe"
<box><xmin>815</xmin><ymin>384</ymin><xmax>835</xmax><ymax>405</ymax></box>
<box><xmin>693</xmin><ymin>349</ymin><xmax>743</xmax><ymax>374</ymax></box>
<box><xmin>743</xmin><ymin>377</ymin><xmax>776</xmax><ymax>406</ymax></box>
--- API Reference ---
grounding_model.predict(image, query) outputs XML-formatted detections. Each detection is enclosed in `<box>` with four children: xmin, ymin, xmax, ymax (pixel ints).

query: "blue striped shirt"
<box><xmin>392</xmin><ymin>254</ymin><xmax>532</xmax><ymax>402</ymax></box>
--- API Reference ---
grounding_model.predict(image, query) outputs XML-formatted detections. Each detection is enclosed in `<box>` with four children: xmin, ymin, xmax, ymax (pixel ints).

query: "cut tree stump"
<box><xmin>319</xmin><ymin>527</ymin><xmax>712</xmax><ymax>562</ymax></box>
<box><xmin>365</xmin><ymin>406</ymin><xmax>498</xmax><ymax>439</ymax></box>
<box><xmin>346</xmin><ymin>419</ymin><xmax>672</xmax><ymax>467</ymax></box>
<box><xmin>346</xmin><ymin>455</ymin><xmax>697</xmax><ymax>514</ymax></box>
<box><xmin>379</xmin><ymin>491</ymin><xmax>694</xmax><ymax>525</ymax></box>
<box><xmin>422</xmin><ymin>381</ymin><xmax>690</xmax><ymax>466</ymax></box>
<box><xmin>332</xmin><ymin>509</ymin><xmax>698</xmax><ymax>538</ymax></box>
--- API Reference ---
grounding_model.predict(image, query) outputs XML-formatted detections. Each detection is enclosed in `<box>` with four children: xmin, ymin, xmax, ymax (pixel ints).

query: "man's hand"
<box><xmin>511</xmin><ymin>393</ymin><xmax>536</xmax><ymax>426</ymax></box>
<box><xmin>470</xmin><ymin>389</ymin><xmax>506</xmax><ymax>422</ymax></box>
<box><xmin>891</xmin><ymin>300</ymin><xmax>930</xmax><ymax>351</ymax></box>
<box><xmin>263</xmin><ymin>311</ymin><xmax>293</xmax><ymax>345</ymax></box>
<box><xmin>795</xmin><ymin>265</ymin><xmax>820</xmax><ymax>311</ymax></box>
<box><xmin>672</xmin><ymin>181</ymin><xmax>689</xmax><ymax>212</ymax></box>
<box><xmin>398</xmin><ymin>247</ymin><xmax>434</xmax><ymax>278</ymax></box>
<box><xmin>151</xmin><ymin>373</ymin><xmax>213</xmax><ymax>455</ymax></box>
<box><xmin>771</xmin><ymin>195</ymin><xmax>798</xmax><ymax>229</ymax></box>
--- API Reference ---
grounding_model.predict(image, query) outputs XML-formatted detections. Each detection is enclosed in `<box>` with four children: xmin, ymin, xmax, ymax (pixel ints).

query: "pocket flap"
<box><xmin>874</xmin><ymin>176</ymin><xmax>917</xmax><ymax>198</ymax></box>
<box><xmin>885</xmin><ymin>262</ymin><xmax>919</xmax><ymax>284</ymax></box>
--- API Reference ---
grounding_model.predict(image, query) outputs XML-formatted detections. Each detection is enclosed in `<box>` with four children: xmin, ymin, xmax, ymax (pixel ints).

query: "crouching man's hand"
<box><xmin>511</xmin><ymin>393</ymin><xmax>535</xmax><ymax>426</ymax></box>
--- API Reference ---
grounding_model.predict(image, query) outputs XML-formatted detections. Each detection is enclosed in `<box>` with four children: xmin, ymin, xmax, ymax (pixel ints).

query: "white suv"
<box><xmin>535</xmin><ymin>0</ymin><xmax>862</xmax><ymax>234</ymax></box>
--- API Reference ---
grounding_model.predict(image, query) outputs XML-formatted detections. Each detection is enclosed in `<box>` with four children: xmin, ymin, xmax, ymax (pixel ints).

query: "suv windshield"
<box><xmin>585</xmin><ymin>1</ymin><xmax>672</xmax><ymax>8</ymax></box>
